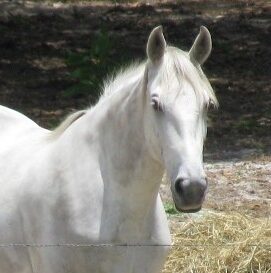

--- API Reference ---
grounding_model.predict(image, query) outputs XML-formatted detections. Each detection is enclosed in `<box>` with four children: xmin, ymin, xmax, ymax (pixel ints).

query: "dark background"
<box><xmin>0</xmin><ymin>0</ymin><xmax>270</xmax><ymax>158</ymax></box>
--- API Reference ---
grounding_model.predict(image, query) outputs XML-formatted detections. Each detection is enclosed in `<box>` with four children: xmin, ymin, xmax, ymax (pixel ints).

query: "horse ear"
<box><xmin>147</xmin><ymin>26</ymin><xmax>166</xmax><ymax>63</ymax></box>
<box><xmin>189</xmin><ymin>26</ymin><xmax>212</xmax><ymax>65</ymax></box>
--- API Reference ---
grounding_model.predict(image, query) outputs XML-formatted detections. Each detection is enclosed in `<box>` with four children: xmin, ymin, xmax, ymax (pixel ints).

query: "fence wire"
<box><xmin>0</xmin><ymin>243</ymin><xmax>270</xmax><ymax>248</ymax></box>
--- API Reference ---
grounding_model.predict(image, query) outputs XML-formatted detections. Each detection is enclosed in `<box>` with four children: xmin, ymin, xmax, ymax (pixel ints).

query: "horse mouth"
<box><xmin>174</xmin><ymin>203</ymin><xmax>202</xmax><ymax>213</ymax></box>
<box><xmin>178</xmin><ymin>207</ymin><xmax>202</xmax><ymax>213</ymax></box>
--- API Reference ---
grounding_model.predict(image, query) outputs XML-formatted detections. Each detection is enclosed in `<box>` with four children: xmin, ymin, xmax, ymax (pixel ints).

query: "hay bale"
<box><xmin>163</xmin><ymin>211</ymin><xmax>271</xmax><ymax>273</ymax></box>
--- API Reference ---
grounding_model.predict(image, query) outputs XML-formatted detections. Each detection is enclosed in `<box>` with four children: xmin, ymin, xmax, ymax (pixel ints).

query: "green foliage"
<box><xmin>164</xmin><ymin>202</ymin><xmax>179</xmax><ymax>215</ymax></box>
<box><xmin>65</xmin><ymin>29</ymin><xmax>116</xmax><ymax>99</ymax></box>
<box><xmin>233</xmin><ymin>118</ymin><xmax>263</xmax><ymax>134</ymax></box>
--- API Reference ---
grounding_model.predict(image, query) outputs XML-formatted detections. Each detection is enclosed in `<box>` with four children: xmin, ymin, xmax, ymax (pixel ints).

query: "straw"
<box><xmin>163</xmin><ymin>211</ymin><xmax>271</xmax><ymax>273</ymax></box>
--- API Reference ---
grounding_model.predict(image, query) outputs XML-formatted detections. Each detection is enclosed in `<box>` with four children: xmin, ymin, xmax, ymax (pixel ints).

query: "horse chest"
<box><xmin>115</xmin><ymin>218</ymin><xmax>147</xmax><ymax>243</ymax></box>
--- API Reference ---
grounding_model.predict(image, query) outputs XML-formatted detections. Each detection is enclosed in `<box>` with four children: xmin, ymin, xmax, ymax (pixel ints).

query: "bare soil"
<box><xmin>0</xmin><ymin>0</ymin><xmax>270</xmax><ymax>216</ymax></box>
<box><xmin>161</xmin><ymin>153</ymin><xmax>271</xmax><ymax>218</ymax></box>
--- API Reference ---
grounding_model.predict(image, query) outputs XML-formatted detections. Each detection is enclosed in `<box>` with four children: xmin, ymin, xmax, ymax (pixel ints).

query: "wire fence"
<box><xmin>0</xmin><ymin>243</ymin><xmax>270</xmax><ymax>248</ymax></box>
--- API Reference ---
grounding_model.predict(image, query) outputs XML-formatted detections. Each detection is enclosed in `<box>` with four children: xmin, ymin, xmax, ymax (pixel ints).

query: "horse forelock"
<box><xmin>158</xmin><ymin>47</ymin><xmax>218</xmax><ymax>109</ymax></box>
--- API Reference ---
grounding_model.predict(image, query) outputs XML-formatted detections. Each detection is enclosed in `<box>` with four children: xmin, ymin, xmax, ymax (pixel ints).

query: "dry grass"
<box><xmin>163</xmin><ymin>211</ymin><xmax>271</xmax><ymax>273</ymax></box>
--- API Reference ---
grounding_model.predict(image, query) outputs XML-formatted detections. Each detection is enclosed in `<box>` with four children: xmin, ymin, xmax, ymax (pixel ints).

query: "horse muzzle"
<box><xmin>171</xmin><ymin>177</ymin><xmax>208</xmax><ymax>213</ymax></box>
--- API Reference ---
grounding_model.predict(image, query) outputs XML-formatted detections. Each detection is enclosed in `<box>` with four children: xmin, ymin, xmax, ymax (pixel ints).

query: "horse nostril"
<box><xmin>175</xmin><ymin>178</ymin><xmax>185</xmax><ymax>195</ymax></box>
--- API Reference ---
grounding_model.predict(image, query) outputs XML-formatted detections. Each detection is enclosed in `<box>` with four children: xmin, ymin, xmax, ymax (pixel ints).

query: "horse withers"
<box><xmin>0</xmin><ymin>26</ymin><xmax>218</xmax><ymax>273</ymax></box>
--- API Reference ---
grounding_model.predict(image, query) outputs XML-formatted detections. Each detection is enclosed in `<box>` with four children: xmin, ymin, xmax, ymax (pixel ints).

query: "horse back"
<box><xmin>0</xmin><ymin>105</ymin><xmax>39</xmax><ymax>132</ymax></box>
<box><xmin>0</xmin><ymin>105</ymin><xmax>48</xmax><ymax>164</ymax></box>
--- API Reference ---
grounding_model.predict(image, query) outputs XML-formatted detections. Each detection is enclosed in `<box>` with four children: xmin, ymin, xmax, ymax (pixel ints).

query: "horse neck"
<box><xmin>52</xmin><ymin>71</ymin><xmax>165</xmax><ymax>240</ymax></box>
<box><xmin>96</xmin><ymin>72</ymin><xmax>164</xmax><ymax>209</ymax></box>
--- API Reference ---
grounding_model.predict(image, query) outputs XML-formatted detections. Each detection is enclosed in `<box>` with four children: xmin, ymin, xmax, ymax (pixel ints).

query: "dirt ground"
<box><xmin>161</xmin><ymin>154</ymin><xmax>271</xmax><ymax>218</ymax></box>
<box><xmin>0</xmin><ymin>0</ymin><xmax>270</xmax><ymax>217</ymax></box>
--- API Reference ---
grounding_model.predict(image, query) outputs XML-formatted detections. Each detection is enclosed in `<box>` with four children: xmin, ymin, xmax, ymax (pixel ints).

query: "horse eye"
<box><xmin>151</xmin><ymin>96</ymin><xmax>162</xmax><ymax>112</ymax></box>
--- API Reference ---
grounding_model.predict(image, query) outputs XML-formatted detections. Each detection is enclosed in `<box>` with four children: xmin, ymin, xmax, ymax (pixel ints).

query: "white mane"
<box><xmin>49</xmin><ymin>110</ymin><xmax>87</xmax><ymax>138</ymax></box>
<box><xmin>101</xmin><ymin>62</ymin><xmax>146</xmax><ymax>99</ymax></box>
<box><xmin>51</xmin><ymin>46</ymin><xmax>217</xmax><ymax>137</ymax></box>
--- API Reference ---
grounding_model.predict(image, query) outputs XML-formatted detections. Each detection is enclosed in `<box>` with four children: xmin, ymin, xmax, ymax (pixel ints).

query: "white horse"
<box><xmin>0</xmin><ymin>26</ymin><xmax>218</xmax><ymax>273</ymax></box>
